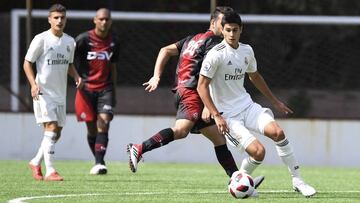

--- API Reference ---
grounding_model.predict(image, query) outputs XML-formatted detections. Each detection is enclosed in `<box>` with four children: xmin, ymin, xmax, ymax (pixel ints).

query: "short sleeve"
<box><xmin>69</xmin><ymin>39</ymin><xmax>76</xmax><ymax>63</ymax></box>
<box><xmin>200</xmin><ymin>48</ymin><xmax>221</xmax><ymax>79</ymax></box>
<box><xmin>25</xmin><ymin>35</ymin><xmax>43</xmax><ymax>63</ymax></box>
<box><xmin>246</xmin><ymin>46</ymin><xmax>257</xmax><ymax>73</ymax></box>
<box><xmin>175</xmin><ymin>35</ymin><xmax>192</xmax><ymax>53</ymax></box>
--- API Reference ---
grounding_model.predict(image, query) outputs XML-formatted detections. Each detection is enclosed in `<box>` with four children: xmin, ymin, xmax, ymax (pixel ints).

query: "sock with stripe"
<box><xmin>95</xmin><ymin>132</ymin><xmax>108</xmax><ymax>165</ymax></box>
<box><xmin>142</xmin><ymin>128</ymin><xmax>175</xmax><ymax>153</ymax></box>
<box><xmin>275</xmin><ymin>138</ymin><xmax>301</xmax><ymax>178</ymax></box>
<box><xmin>239</xmin><ymin>156</ymin><xmax>262</xmax><ymax>175</ymax></box>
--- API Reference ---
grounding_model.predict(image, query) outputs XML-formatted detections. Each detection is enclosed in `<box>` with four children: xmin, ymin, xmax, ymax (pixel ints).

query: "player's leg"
<box><xmin>90</xmin><ymin>88</ymin><xmax>115</xmax><ymax>174</ymax></box>
<box><xmin>89</xmin><ymin>113</ymin><xmax>112</xmax><ymax>175</ymax></box>
<box><xmin>263</xmin><ymin>121</ymin><xmax>316</xmax><ymax>197</ymax></box>
<box><xmin>42</xmin><ymin>121</ymin><xmax>63</xmax><ymax>181</ymax></box>
<box><xmin>199</xmin><ymin>124</ymin><xmax>239</xmax><ymax>178</ymax></box>
<box><xmin>127</xmin><ymin>88</ymin><xmax>196</xmax><ymax>173</ymax></box>
<box><xmin>86</xmin><ymin>121</ymin><xmax>97</xmax><ymax>156</ymax></box>
<box><xmin>224</xmin><ymin>116</ymin><xmax>266</xmax><ymax>189</ymax></box>
<box><xmin>127</xmin><ymin>118</ymin><xmax>194</xmax><ymax>173</ymax></box>
<box><xmin>246</xmin><ymin>102</ymin><xmax>316</xmax><ymax>197</ymax></box>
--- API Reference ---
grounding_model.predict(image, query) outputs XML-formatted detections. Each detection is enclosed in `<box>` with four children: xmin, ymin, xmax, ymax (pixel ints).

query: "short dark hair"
<box><xmin>48</xmin><ymin>4</ymin><xmax>66</xmax><ymax>15</ymax></box>
<box><xmin>210</xmin><ymin>6</ymin><xmax>233</xmax><ymax>21</ymax></box>
<box><xmin>221</xmin><ymin>11</ymin><xmax>242</xmax><ymax>27</ymax></box>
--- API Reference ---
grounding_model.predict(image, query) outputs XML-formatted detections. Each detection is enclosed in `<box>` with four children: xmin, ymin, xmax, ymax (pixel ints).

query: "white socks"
<box><xmin>42</xmin><ymin>131</ymin><xmax>57</xmax><ymax>176</ymax></box>
<box><xmin>30</xmin><ymin>143</ymin><xmax>44</xmax><ymax>166</ymax></box>
<box><xmin>239</xmin><ymin>157</ymin><xmax>262</xmax><ymax>175</ymax></box>
<box><xmin>275</xmin><ymin>138</ymin><xmax>300</xmax><ymax>178</ymax></box>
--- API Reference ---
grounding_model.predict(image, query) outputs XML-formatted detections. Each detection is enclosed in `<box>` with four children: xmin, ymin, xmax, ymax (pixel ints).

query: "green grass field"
<box><xmin>1</xmin><ymin>160</ymin><xmax>360</xmax><ymax>202</ymax></box>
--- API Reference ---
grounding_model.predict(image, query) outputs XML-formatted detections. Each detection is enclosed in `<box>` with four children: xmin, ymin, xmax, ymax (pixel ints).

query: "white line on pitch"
<box><xmin>8</xmin><ymin>190</ymin><xmax>360</xmax><ymax>203</ymax></box>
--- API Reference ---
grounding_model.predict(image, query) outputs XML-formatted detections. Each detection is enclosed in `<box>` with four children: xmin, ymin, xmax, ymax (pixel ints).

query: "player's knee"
<box><xmin>97</xmin><ymin>119</ymin><xmax>110</xmax><ymax>132</ymax></box>
<box><xmin>254</xmin><ymin>145</ymin><xmax>265</xmax><ymax>161</ymax></box>
<box><xmin>173</xmin><ymin>128</ymin><xmax>189</xmax><ymax>139</ymax></box>
<box><xmin>266</xmin><ymin>127</ymin><xmax>285</xmax><ymax>142</ymax></box>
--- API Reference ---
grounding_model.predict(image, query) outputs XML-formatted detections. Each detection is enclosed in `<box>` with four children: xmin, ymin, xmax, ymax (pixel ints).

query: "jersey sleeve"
<box><xmin>204</xmin><ymin>36</ymin><xmax>222</xmax><ymax>55</ymax></box>
<box><xmin>74</xmin><ymin>33</ymin><xmax>86</xmax><ymax>70</ymax></box>
<box><xmin>246</xmin><ymin>45</ymin><xmax>257</xmax><ymax>73</ymax></box>
<box><xmin>25</xmin><ymin>35</ymin><xmax>43</xmax><ymax>63</ymax></box>
<box><xmin>110</xmin><ymin>35</ymin><xmax>121</xmax><ymax>63</ymax></box>
<box><xmin>69</xmin><ymin>38</ymin><xmax>76</xmax><ymax>64</ymax></box>
<box><xmin>200</xmin><ymin>48</ymin><xmax>221</xmax><ymax>79</ymax></box>
<box><xmin>175</xmin><ymin>35</ymin><xmax>192</xmax><ymax>52</ymax></box>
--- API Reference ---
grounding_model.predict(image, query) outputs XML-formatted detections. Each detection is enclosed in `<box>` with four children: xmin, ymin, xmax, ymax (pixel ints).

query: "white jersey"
<box><xmin>200</xmin><ymin>41</ymin><xmax>257</xmax><ymax>117</ymax></box>
<box><xmin>25</xmin><ymin>29</ymin><xmax>75</xmax><ymax>105</ymax></box>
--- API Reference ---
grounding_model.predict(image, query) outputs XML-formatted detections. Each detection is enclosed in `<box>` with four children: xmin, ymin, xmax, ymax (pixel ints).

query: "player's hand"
<box><xmin>213</xmin><ymin>114</ymin><xmax>229</xmax><ymax>135</ymax></box>
<box><xmin>75</xmin><ymin>77</ymin><xmax>84</xmax><ymax>89</ymax></box>
<box><xmin>274</xmin><ymin>100</ymin><xmax>293</xmax><ymax>115</ymax></box>
<box><xmin>31</xmin><ymin>84</ymin><xmax>41</xmax><ymax>100</ymax></box>
<box><xmin>201</xmin><ymin>107</ymin><xmax>211</xmax><ymax>123</ymax></box>
<box><xmin>143</xmin><ymin>76</ymin><xmax>160</xmax><ymax>92</ymax></box>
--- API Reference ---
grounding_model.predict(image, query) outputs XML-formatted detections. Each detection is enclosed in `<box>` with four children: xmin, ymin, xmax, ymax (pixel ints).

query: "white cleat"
<box><xmin>250</xmin><ymin>189</ymin><xmax>259</xmax><ymax>198</ymax></box>
<box><xmin>293</xmin><ymin>178</ymin><xmax>316</xmax><ymax>197</ymax></box>
<box><xmin>253</xmin><ymin>175</ymin><xmax>265</xmax><ymax>189</ymax></box>
<box><xmin>127</xmin><ymin>143</ymin><xmax>143</xmax><ymax>173</ymax></box>
<box><xmin>89</xmin><ymin>164</ymin><xmax>107</xmax><ymax>175</ymax></box>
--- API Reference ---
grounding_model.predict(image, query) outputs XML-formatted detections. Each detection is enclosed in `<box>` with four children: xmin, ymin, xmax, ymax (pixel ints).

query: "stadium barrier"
<box><xmin>1</xmin><ymin>113</ymin><xmax>359</xmax><ymax>167</ymax></box>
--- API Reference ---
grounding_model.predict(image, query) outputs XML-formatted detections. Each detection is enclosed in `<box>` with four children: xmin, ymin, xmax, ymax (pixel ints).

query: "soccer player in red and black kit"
<box><xmin>128</xmin><ymin>6</ymin><xmax>264</xmax><ymax>187</ymax></box>
<box><xmin>74</xmin><ymin>8</ymin><xmax>120</xmax><ymax>175</ymax></box>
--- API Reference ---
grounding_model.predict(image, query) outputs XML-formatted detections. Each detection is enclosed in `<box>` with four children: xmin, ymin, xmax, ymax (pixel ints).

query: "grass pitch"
<box><xmin>1</xmin><ymin>160</ymin><xmax>360</xmax><ymax>202</ymax></box>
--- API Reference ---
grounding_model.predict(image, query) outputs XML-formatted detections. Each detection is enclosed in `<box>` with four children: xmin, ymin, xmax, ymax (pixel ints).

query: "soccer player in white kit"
<box><xmin>23</xmin><ymin>4</ymin><xmax>83</xmax><ymax>181</ymax></box>
<box><xmin>197</xmin><ymin>11</ymin><xmax>316</xmax><ymax>197</ymax></box>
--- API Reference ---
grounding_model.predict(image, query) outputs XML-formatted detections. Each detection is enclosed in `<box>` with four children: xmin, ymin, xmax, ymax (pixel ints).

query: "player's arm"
<box><xmin>23</xmin><ymin>60</ymin><xmax>40</xmax><ymax>100</ymax></box>
<box><xmin>143</xmin><ymin>43</ymin><xmax>179</xmax><ymax>92</ymax></box>
<box><xmin>197</xmin><ymin>75</ymin><xmax>229</xmax><ymax>135</ymax></box>
<box><xmin>248</xmin><ymin>71</ymin><xmax>293</xmax><ymax>114</ymax></box>
<box><xmin>68</xmin><ymin>63</ymin><xmax>83</xmax><ymax>89</ymax></box>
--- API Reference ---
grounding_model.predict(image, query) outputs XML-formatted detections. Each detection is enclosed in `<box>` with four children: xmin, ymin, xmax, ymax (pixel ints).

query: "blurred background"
<box><xmin>0</xmin><ymin>0</ymin><xmax>360</xmax><ymax>166</ymax></box>
<box><xmin>1</xmin><ymin>0</ymin><xmax>360</xmax><ymax>119</ymax></box>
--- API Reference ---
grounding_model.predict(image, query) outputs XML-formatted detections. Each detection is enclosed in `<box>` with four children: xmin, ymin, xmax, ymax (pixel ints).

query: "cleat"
<box><xmin>89</xmin><ymin>164</ymin><xmax>107</xmax><ymax>175</ymax></box>
<box><xmin>250</xmin><ymin>189</ymin><xmax>259</xmax><ymax>198</ymax></box>
<box><xmin>293</xmin><ymin>178</ymin><xmax>316</xmax><ymax>197</ymax></box>
<box><xmin>44</xmin><ymin>171</ymin><xmax>64</xmax><ymax>181</ymax></box>
<box><xmin>127</xmin><ymin>143</ymin><xmax>143</xmax><ymax>173</ymax></box>
<box><xmin>254</xmin><ymin>175</ymin><xmax>265</xmax><ymax>189</ymax></box>
<box><xmin>29</xmin><ymin>163</ymin><xmax>43</xmax><ymax>181</ymax></box>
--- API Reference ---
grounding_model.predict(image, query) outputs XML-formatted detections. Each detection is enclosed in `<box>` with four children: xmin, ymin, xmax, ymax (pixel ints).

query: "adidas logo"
<box><xmin>227</xmin><ymin>61</ymin><xmax>232</xmax><ymax>65</ymax></box>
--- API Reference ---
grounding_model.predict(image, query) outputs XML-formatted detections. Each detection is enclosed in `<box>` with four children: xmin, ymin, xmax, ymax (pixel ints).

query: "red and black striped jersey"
<box><xmin>173</xmin><ymin>30</ymin><xmax>222</xmax><ymax>91</ymax></box>
<box><xmin>74</xmin><ymin>29</ymin><xmax>120</xmax><ymax>91</ymax></box>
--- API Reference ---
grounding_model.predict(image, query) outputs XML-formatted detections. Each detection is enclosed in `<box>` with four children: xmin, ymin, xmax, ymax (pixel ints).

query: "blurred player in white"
<box><xmin>23</xmin><ymin>4</ymin><xmax>83</xmax><ymax>181</ymax></box>
<box><xmin>197</xmin><ymin>11</ymin><xmax>316</xmax><ymax>197</ymax></box>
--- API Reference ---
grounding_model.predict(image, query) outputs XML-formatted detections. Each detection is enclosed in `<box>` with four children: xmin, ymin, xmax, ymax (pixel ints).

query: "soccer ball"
<box><xmin>228</xmin><ymin>171</ymin><xmax>255</xmax><ymax>199</ymax></box>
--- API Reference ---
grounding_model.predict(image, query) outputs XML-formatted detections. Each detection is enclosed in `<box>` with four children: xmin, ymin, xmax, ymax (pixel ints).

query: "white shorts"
<box><xmin>33</xmin><ymin>96</ymin><xmax>66</xmax><ymax>127</ymax></box>
<box><xmin>224</xmin><ymin>102</ymin><xmax>274</xmax><ymax>151</ymax></box>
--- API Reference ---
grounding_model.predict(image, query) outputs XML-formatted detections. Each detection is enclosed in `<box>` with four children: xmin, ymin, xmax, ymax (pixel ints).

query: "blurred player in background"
<box><xmin>197</xmin><ymin>11</ymin><xmax>316</xmax><ymax>197</ymax></box>
<box><xmin>127</xmin><ymin>7</ymin><xmax>263</xmax><ymax>189</ymax></box>
<box><xmin>74</xmin><ymin>8</ymin><xmax>120</xmax><ymax>175</ymax></box>
<box><xmin>24</xmin><ymin>4</ymin><xmax>83</xmax><ymax>181</ymax></box>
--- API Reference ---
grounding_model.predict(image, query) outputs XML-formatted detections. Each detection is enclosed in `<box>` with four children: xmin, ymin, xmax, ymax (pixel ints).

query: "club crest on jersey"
<box><xmin>66</xmin><ymin>45</ymin><xmax>70</xmax><ymax>53</ymax></box>
<box><xmin>203</xmin><ymin>63</ymin><xmax>211</xmax><ymax>72</ymax></box>
<box><xmin>87</xmin><ymin>51</ymin><xmax>113</xmax><ymax>60</ymax></box>
<box><xmin>244</xmin><ymin>57</ymin><xmax>249</xmax><ymax>65</ymax></box>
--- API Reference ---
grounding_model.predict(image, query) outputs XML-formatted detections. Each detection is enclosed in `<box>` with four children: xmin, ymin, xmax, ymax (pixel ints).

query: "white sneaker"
<box><xmin>89</xmin><ymin>164</ymin><xmax>107</xmax><ymax>175</ymax></box>
<box><xmin>293</xmin><ymin>178</ymin><xmax>316</xmax><ymax>197</ymax></box>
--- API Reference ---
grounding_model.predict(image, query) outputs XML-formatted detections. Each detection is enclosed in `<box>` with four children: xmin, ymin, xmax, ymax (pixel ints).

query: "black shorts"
<box><xmin>174</xmin><ymin>87</ymin><xmax>215</xmax><ymax>134</ymax></box>
<box><xmin>82</xmin><ymin>87</ymin><xmax>115</xmax><ymax>116</ymax></box>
